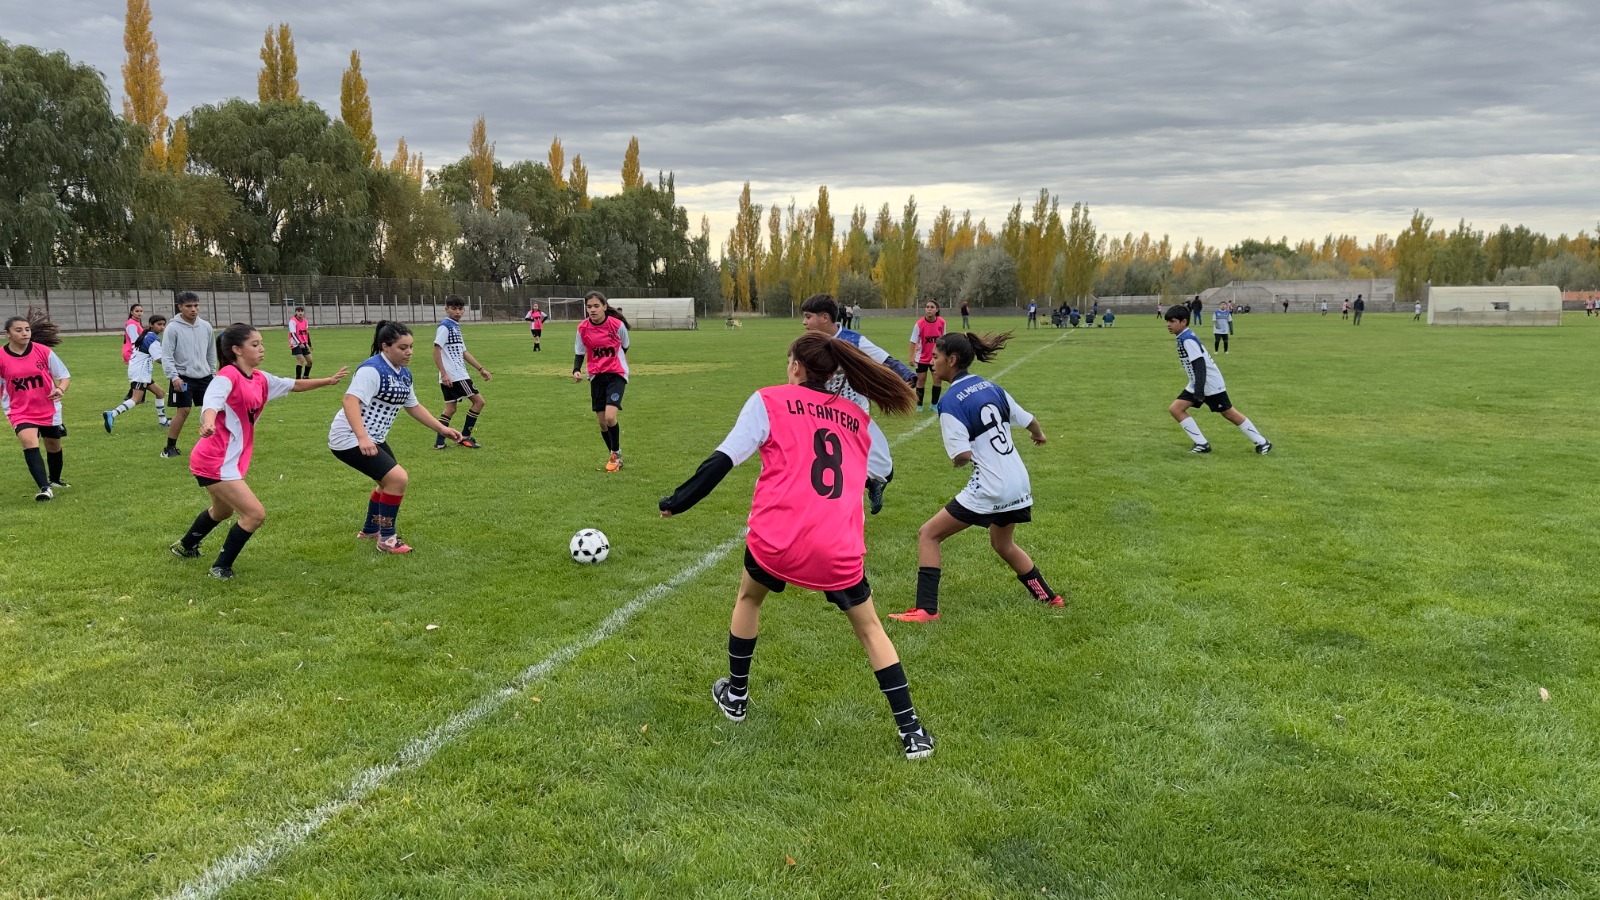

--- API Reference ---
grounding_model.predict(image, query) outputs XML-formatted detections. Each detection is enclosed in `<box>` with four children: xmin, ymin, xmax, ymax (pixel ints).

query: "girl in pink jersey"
<box><xmin>908</xmin><ymin>300</ymin><xmax>947</xmax><ymax>411</ymax></box>
<box><xmin>122</xmin><ymin>303</ymin><xmax>144</xmax><ymax>364</ymax></box>
<box><xmin>659</xmin><ymin>332</ymin><xmax>936</xmax><ymax>760</ymax></box>
<box><xmin>1</xmin><ymin>311</ymin><xmax>70</xmax><ymax>501</ymax></box>
<box><xmin>571</xmin><ymin>291</ymin><xmax>632</xmax><ymax>471</ymax></box>
<box><xmin>170</xmin><ymin>323</ymin><xmax>346</xmax><ymax>579</ymax></box>
<box><xmin>523</xmin><ymin>302</ymin><xmax>546</xmax><ymax>351</ymax></box>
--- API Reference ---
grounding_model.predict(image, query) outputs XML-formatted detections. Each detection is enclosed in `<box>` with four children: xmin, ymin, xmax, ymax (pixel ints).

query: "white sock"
<box><xmin>112</xmin><ymin>400</ymin><xmax>134</xmax><ymax>416</ymax></box>
<box><xmin>155</xmin><ymin>400</ymin><xmax>166</xmax><ymax>416</ymax></box>
<box><xmin>1180</xmin><ymin>417</ymin><xmax>1208</xmax><ymax>444</ymax></box>
<box><xmin>1237</xmin><ymin>418</ymin><xmax>1266</xmax><ymax>445</ymax></box>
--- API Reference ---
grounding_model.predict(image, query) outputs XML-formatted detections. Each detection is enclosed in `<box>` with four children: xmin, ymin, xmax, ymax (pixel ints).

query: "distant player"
<box><xmin>330</xmin><ymin>321</ymin><xmax>462</xmax><ymax>554</ymax></box>
<box><xmin>1212</xmin><ymin>299</ymin><xmax>1232</xmax><ymax>354</ymax></box>
<box><xmin>800</xmin><ymin>294</ymin><xmax>917</xmax><ymax>515</ymax></box>
<box><xmin>1342</xmin><ymin>299</ymin><xmax>1350</xmax><ymax>320</ymax></box>
<box><xmin>1026</xmin><ymin>300</ymin><xmax>1038</xmax><ymax>329</ymax></box>
<box><xmin>1414</xmin><ymin>301</ymin><xmax>1423</xmax><ymax>321</ymax></box>
<box><xmin>170</xmin><ymin>324</ymin><xmax>346</xmax><ymax>579</ymax></box>
<box><xmin>1164</xmin><ymin>305</ymin><xmax>1270</xmax><ymax>455</ymax></box>
<box><xmin>288</xmin><ymin>306</ymin><xmax>314</xmax><ymax>378</ymax></box>
<box><xmin>523</xmin><ymin>302</ymin><xmax>546</xmax><ymax>352</ymax></box>
<box><xmin>659</xmin><ymin>331</ymin><xmax>934</xmax><ymax>760</ymax></box>
<box><xmin>160</xmin><ymin>292</ymin><xmax>216</xmax><ymax>459</ymax></box>
<box><xmin>0</xmin><ymin>310</ymin><xmax>70</xmax><ymax>500</ymax></box>
<box><xmin>572</xmin><ymin>291</ymin><xmax>632</xmax><ymax>471</ymax></box>
<box><xmin>432</xmin><ymin>296</ymin><xmax>491</xmax><ymax>450</ymax></box>
<box><xmin>1321</xmin><ymin>300</ymin><xmax>1328</xmax><ymax>316</ymax></box>
<box><xmin>121</xmin><ymin>303</ymin><xmax>144</xmax><ymax>364</ymax></box>
<box><xmin>104</xmin><ymin>314</ymin><xmax>169</xmax><ymax>432</ymax></box>
<box><xmin>908</xmin><ymin>300</ymin><xmax>946</xmax><ymax>411</ymax></box>
<box><xmin>960</xmin><ymin>299</ymin><xmax>970</xmax><ymax>329</ymax></box>
<box><xmin>891</xmin><ymin>331</ymin><xmax>1064</xmax><ymax>622</ymax></box>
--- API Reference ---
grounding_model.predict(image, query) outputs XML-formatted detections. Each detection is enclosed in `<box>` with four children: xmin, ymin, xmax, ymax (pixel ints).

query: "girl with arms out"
<box><xmin>572</xmin><ymin>291</ymin><xmax>631</xmax><ymax>471</ymax></box>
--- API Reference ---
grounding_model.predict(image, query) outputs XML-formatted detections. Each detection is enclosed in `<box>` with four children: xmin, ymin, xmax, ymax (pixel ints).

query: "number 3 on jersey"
<box><xmin>980</xmin><ymin>403</ymin><xmax>1014</xmax><ymax>455</ymax></box>
<box><xmin>810</xmin><ymin>428</ymin><xmax>845</xmax><ymax>499</ymax></box>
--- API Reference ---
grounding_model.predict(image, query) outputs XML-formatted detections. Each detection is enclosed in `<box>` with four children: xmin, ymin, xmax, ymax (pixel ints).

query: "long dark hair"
<box><xmin>584</xmin><ymin>290</ymin><xmax>630</xmax><ymax>329</ymax></box>
<box><xmin>138</xmin><ymin>314</ymin><xmax>168</xmax><ymax>345</ymax></box>
<box><xmin>371</xmin><ymin>320</ymin><xmax>412</xmax><ymax>356</ymax></box>
<box><xmin>789</xmin><ymin>332</ymin><xmax>915</xmax><ymax>416</ymax></box>
<box><xmin>936</xmin><ymin>331</ymin><xmax>1012</xmax><ymax>371</ymax></box>
<box><xmin>216</xmin><ymin>322</ymin><xmax>258</xmax><ymax>368</ymax></box>
<box><xmin>4</xmin><ymin>307</ymin><xmax>61</xmax><ymax>347</ymax></box>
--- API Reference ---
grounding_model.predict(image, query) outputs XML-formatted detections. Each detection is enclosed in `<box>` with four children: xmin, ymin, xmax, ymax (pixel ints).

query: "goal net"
<box><xmin>1428</xmin><ymin>286</ymin><xmax>1561</xmax><ymax>326</ymax></box>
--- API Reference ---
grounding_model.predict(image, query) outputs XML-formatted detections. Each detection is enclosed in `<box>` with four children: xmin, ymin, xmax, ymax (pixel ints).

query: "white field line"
<box><xmin>166</xmin><ymin>329</ymin><xmax>1069</xmax><ymax>900</ymax></box>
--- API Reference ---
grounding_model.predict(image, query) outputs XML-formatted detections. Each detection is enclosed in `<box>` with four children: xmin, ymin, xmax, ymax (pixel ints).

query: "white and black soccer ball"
<box><xmin>569</xmin><ymin>528</ymin><xmax>610</xmax><ymax>564</ymax></box>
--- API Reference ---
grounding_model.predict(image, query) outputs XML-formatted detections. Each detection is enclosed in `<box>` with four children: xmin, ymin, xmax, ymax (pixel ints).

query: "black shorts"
<box><xmin>291</xmin><ymin>345</ymin><xmax>311</xmax><ymax>357</ymax></box>
<box><xmin>590</xmin><ymin>372</ymin><xmax>627</xmax><ymax>412</ymax></box>
<box><xmin>743</xmin><ymin>547</ymin><xmax>872</xmax><ymax>611</ymax></box>
<box><xmin>945</xmin><ymin>498</ymin><xmax>1032</xmax><ymax>529</ymax></box>
<box><xmin>440</xmin><ymin>379</ymin><xmax>478</xmax><ymax>403</ymax></box>
<box><xmin>14</xmin><ymin>423</ymin><xmax>66</xmax><ymax>439</ymax></box>
<box><xmin>129</xmin><ymin>380</ymin><xmax>156</xmax><ymax>393</ymax></box>
<box><xmin>170</xmin><ymin>375</ymin><xmax>213</xmax><ymax>409</ymax></box>
<box><xmin>195</xmin><ymin>474</ymin><xmax>219</xmax><ymax>487</ymax></box>
<box><xmin>915</xmin><ymin>362</ymin><xmax>933</xmax><ymax>374</ymax></box>
<box><xmin>530</xmin><ymin>328</ymin><xmax>543</xmax><ymax>337</ymax></box>
<box><xmin>1177</xmin><ymin>389</ymin><xmax>1233</xmax><ymax>413</ymax></box>
<box><xmin>332</xmin><ymin>441</ymin><xmax>398</xmax><ymax>482</ymax></box>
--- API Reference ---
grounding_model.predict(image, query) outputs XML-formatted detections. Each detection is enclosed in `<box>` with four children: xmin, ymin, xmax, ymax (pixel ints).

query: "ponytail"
<box><xmin>935</xmin><ymin>331</ymin><xmax>1011</xmax><ymax>371</ymax></box>
<box><xmin>371</xmin><ymin>320</ymin><xmax>412</xmax><ymax>356</ymax></box>
<box><xmin>7</xmin><ymin>307</ymin><xmax>62</xmax><ymax>347</ymax></box>
<box><xmin>788</xmin><ymin>332</ymin><xmax>916</xmax><ymax>416</ymax></box>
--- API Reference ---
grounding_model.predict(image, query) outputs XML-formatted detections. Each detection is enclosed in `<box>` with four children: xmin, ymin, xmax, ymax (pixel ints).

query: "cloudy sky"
<box><xmin>12</xmin><ymin>0</ymin><xmax>1600</xmax><ymax>252</ymax></box>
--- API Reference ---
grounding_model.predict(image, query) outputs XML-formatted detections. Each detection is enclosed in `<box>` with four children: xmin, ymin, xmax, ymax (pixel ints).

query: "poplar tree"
<box><xmin>167</xmin><ymin>117</ymin><xmax>187</xmax><ymax>173</ymax></box>
<box><xmin>569</xmin><ymin>154</ymin><xmax>589</xmax><ymax>208</ymax></box>
<box><xmin>927</xmin><ymin>206</ymin><xmax>954</xmax><ymax>256</ymax></box>
<box><xmin>621</xmin><ymin>136</ymin><xmax>643</xmax><ymax>189</ymax></box>
<box><xmin>340</xmin><ymin>50</ymin><xmax>376</xmax><ymax>166</ymax></box>
<box><xmin>724</xmin><ymin>182</ymin><xmax>763</xmax><ymax>310</ymax></box>
<box><xmin>1058</xmin><ymin>202</ymin><xmax>1099</xmax><ymax>302</ymax></box>
<box><xmin>841</xmin><ymin>205</ymin><xmax>872</xmax><ymax>276</ymax></box>
<box><xmin>468</xmin><ymin>115</ymin><xmax>494</xmax><ymax>208</ymax></box>
<box><xmin>548</xmin><ymin>136</ymin><xmax>566</xmax><ymax>189</ymax></box>
<box><xmin>122</xmin><ymin>0</ymin><xmax>168</xmax><ymax>170</ymax></box>
<box><xmin>257</xmin><ymin>23</ymin><xmax>299</xmax><ymax>102</ymax></box>
<box><xmin>811</xmin><ymin>186</ymin><xmax>837</xmax><ymax>296</ymax></box>
<box><xmin>1394</xmin><ymin>209</ymin><xmax>1434</xmax><ymax>302</ymax></box>
<box><xmin>388</xmin><ymin>137</ymin><xmax>423</xmax><ymax>182</ymax></box>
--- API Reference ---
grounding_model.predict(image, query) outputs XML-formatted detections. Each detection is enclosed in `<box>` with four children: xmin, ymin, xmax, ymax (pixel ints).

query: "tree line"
<box><xmin>5</xmin><ymin>4</ymin><xmax>1598</xmax><ymax>312</ymax></box>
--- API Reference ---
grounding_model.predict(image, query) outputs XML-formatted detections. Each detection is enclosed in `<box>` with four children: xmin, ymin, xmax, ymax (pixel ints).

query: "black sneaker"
<box><xmin>866</xmin><ymin>478</ymin><xmax>886</xmax><ymax>515</ymax></box>
<box><xmin>711</xmin><ymin>677</ymin><xmax>747</xmax><ymax>723</ymax></box>
<box><xmin>1255</xmin><ymin>441</ymin><xmax>1272</xmax><ymax>455</ymax></box>
<box><xmin>159</xmin><ymin>446</ymin><xmax>182</xmax><ymax>459</ymax></box>
<box><xmin>170</xmin><ymin>541</ymin><xmax>201</xmax><ymax>559</ymax></box>
<box><xmin>34</xmin><ymin>487</ymin><xmax>52</xmax><ymax>502</ymax></box>
<box><xmin>48</xmin><ymin>480</ymin><xmax>70</xmax><ymax>489</ymax></box>
<box><xmin>1189</xmin><ymin>443</ymin><xmax>1212</xmax><ymax>454</ymax></box>
<box><xmin>208</xmin><ymin>566</ymin><xmax>234</xmax><ymax>580</ymax></box>
<box><xmin>900</xmin><ymin>727</ymin><xmax>936</xmax><ymax>760</ymax></box>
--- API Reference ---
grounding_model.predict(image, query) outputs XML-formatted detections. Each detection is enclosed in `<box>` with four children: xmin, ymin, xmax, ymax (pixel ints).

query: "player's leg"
<box><xmin>891</xmin><ymin>508</ymin><xmax>970</xmax><ymax>621</ymax></box>
<box><xmin>205</xmin><ymin>480</ymin><xmax>265</xmax><ymax>578</ymax></box>
<box><xmin>1169</xmin><ymin>396</ymin><xmax>1210</xmax><ymax>450</ymax></box>
<box><xmin>173</xmin><ymin>482</ymin><xmax>237</xmax><ymax>558</ymax></box>
<box><xmin>435</xmin><ymin>398</ymin><xmax>458</xmax><ymax>449</ymax></box>
<box><xmin>842</xmin><ymin>596</ymin><xmax>934</xmax><ymax>759</ymax></box>
<box><xmin>1220</xmin><ymin>405</ymin><xmax>1270</xmax><ymax>453</ymax></box>
<box><xmin>106</xmin><ymin>383</ymin><xmax>140</xmax><ymax>431</ymax></box>
<box><xmin>458</xmin><ymin>389</ymin><xmax>485</xmax><ymax>447</ymax></box>
<box><xmin>990</xmin><ymin>523</ymin><xmax>1064</xmax><ymax>606</ymax></box>
<box><xmin>42</xmin><ymin>432</ymin><xmax>66</xmax><ymax>488</ymax></box>
<box><xmin>303</xmin><ymin>350</ymin><xmax>313</xmax><ymax>376</ymax></box>
<box><xmin>164</xmin><ymin>394</ymin><xmax>190</xmax><ymax>455</ymax></box>
<box><xmin>713</xmin><ymin>567</ymin><xmax>770</xmax><ymax>722</ymax></box>
<box><xmin>914</xmin><ymin>369</ymin><xmax>927</xmax><ymax>410</ymax></box>
<box><xmin>604</xmin><ymin>403</ymin><xmax>623</xmax><ymax>469</ymax></box>
<box><xmin>374</xmin><ymin>458</ymin><xmax>411</xmax><ymax>552</ymax></box>
<box><xmin>16</xmin><ymin>426</ymin><xmax>50</xmax><ymax>497</ymax></box>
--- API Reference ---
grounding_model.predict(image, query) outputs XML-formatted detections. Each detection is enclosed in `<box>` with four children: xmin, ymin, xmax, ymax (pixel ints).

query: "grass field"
<box><xmin>3</xmin><ymin>311</ymin><xmax>1599</xmax><ymax>898</ymax></box>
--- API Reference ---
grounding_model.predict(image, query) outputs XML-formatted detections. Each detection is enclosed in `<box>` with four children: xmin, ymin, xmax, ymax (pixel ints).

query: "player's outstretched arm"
<box><xmin>659</xmin><ymin>452</ymin><xmax>734</xmax><ymax>517</ymax></box>
<box><xmin>1026</xmin><ymin>421</ymin><xmax>1047</xmax><ymax>445</ymax></box>
<box><xmin>407</xmin><ymin>404</ymin><xmax>461</xmax><ymax>442</ymax></box>
<box><xmin>292</xmin><ymin>367</ymin><xmax>348</xmax><ymax>391</ymax></box>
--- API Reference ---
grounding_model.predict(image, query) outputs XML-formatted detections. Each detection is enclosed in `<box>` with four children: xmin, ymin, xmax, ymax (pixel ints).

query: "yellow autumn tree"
<box><xmin>258</xmin><ymin>23</ymin><xmax>300</xmax><ymax>102</ymax></box>
<box><xmin>724</xmin><ymin>182</ymin><xmax>764</xmax><ymax>310</ymax></box>
<box><xmin>549</xmin><ymin>136</ymin><xmax>566</xmax><ymax>188</ymax></box>
<box><xmin>569</xmin><ymin>155</ymin><xmax>590</xmax><ymax>208</ymax></box>
<box><xmin>388</xmin><ymin>137</ymin><xmax>423</xmax><ymax>185</ymax></box>
<box><xmin>810</xmin><ymin>186</ymin><xmax>837</xmax><ymax>296</ymax></box>
<box><xmin>468</xmin><ymin>115</ymin><xmax>495</xmax><ymax>208</ymax></box>
<box><xmin>340</xmin><ymin>50</ymin><xmax>376</xmax><ymax>166</ymax></box>
<box><xmin>122</xmin><ymin>0</ymin><xmax>168</xmax><ymax>170</ymax></box>
<box><xmin>620</xmin><ymin>136</ymin><xmax>643</xmax><ymax>189</ymax></box>
<box><xmin>167</xmin><ymin>117</ymin><xmax>187</xmax><ymax>173</ymax></box>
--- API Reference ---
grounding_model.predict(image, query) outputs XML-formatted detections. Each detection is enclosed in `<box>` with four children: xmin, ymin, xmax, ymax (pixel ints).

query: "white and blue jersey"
<box><xmin>1211</xmin><ymin>307</ymin><xmax>1232</xmax><ymax>335</ymax></box>
<box><xmin>937</xmin><ymin>373</ymin><xmax>1035</xmax><ymax>514</ymax></box>
<box><xmin>128</xmin><ymin>331</ymin><xmax>163</xmax><ymax>383</ymax></box>
<box><xmin>1176</xmin><ymin>328</ymin><xmax>1226</xmax><ymax>395</ymax></box>
<box><xmin>328</xmin><ymin>354</ymin><xmax>419</xmax><ymax>450</ymax></box>
<box><xmin>434</xmin><ymin>318</ymin><xmax>469</xmax><ymax>383</ymax></box>
<box><xmin>828</xmin><ymin>325</ymin><xmax>913</xmax><ymax>483</ymax></box>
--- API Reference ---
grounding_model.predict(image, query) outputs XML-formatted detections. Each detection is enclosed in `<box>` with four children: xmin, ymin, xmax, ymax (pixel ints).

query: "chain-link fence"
<box><xmin>0</xmin><ymin>267</ymin><xmax>670</xmax><ymax>332</ymax></box>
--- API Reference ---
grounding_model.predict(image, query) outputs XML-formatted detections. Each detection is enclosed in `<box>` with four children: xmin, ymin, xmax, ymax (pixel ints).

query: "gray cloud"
<box><xmin>10</xmin><ymin>0</ymin><xmax>1599</xmax><ymax>248</ymax></box>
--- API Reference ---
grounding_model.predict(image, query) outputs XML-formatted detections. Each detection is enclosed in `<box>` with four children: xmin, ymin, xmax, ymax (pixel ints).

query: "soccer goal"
<box><xmin>543</xmin><ymin>297</ymin><xmax>697</xmax><ymax>330</ymax></box>
<box><xmin>1428</xmin><ymin>286</ymin><xmax>1561</xmax><ymax>326</ymax></box>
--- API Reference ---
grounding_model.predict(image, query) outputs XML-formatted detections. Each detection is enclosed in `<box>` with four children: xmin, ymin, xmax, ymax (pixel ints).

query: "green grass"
<box><xmin>3</xmin><ymin>312</ymin><xmax>1599</xmax><ymax>898</ymax></box>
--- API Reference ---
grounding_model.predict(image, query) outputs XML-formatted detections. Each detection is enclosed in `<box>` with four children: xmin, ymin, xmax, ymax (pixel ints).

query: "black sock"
<box><xmin>183</xmin><ymin>509</ymin><xmax>223</xmax><ymax>550</ymax></box>
<box><xmin>916</xmin><ymin>386</ymin><xmax>925</xmax><ymax>406</ymax></box>
<box><xmin>22</xmin><ymin>447</ymin><xmax>47</xmax><ymax>489</ymax></box>
<box><xmin>463</xmin><ymin>412</ymin><xmax>478</xmax><ymax>436</ymax></box>
<box><xmin>1017</xmin><ymin>566</ymin><xmax>1057</xmax><ymax>602</ymax></box>
<box><xmin>916</xmin><ymin>566</ymin><xmax>941</xmax><ymax>613</ymax></box>
<box><xmin>436</xmin><ymin>413</ymin><xmax>451</xmax><ymax>444</ymax></box>
<box><xmin>46</xmin><ymin>450</ymin><xmax>63</xmax><ymax>483</ymax></box>
<box><xmin>602</xmin><ymin>427</ymin><xmax>616</xmax><ymax>453</ymax></box>
<box><xmin>728</xmin><ymin>633</ymin><xmax>757</xmax><ymax>695</ymax></box>
<box><xmin>294</xmin><ymin>365</ymin><xmax>303</xmax><ymax>379</ymax></box>
<box><xmin>166</xmin><ymin>437</ymin><xmax>178</xmax><ymax>450</ymax></box>
<box><xmin>611</xmin><ymin>422</ymin><xmax>620</xmax><ymax>452</ymax></box>
<box><xmin>930</xmin><ymin>385</ymin><xmax>942</xmax><ymax>406</ymax></box>
<box><xmin>303</xmin><ymin>362</ymin><xmax>311</xmax><ymax>376</ymax></box>
<box><xmin>874</xmin><ymin>662</ymin><xmax>922</xmax><ymax>734</ymax></box>
<box><xmin>213</xmin><ymin>523</ymin><xmax>255</xmax><ymax>569</ymax></box>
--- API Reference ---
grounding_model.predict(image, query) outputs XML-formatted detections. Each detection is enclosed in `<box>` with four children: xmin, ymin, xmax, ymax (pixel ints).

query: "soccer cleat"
<box><xmin>432</xmin><ymin>441</ymin><xmax>448</xmax><ymax>450</ymax></box>
<box><xmin>457</xmin><ymin>436</ymin><xmax>481</xmax><ymax>449</ymax></box>
<box><xmin>1255</xmin><ymin>441</ymin><xmax>1272</xmax><ymax>455</ymax></box>
<box><xmin>916</xmin><ymin>405</ymin><xmax>924</xmax><ymax>413</ymax></box>
<box><xmin>48</xmin><ymin>480</ymin><xmax>70</xmax><ymax>489</ymax></box>
<box><xmin>158</xmin><ymin>416</ymin><xmax>171</xmax><ymax>427</ymax></box>
<box><xmin>34</xmin><ymin>487</ymin><xmax>52</xmax><ymax>502</ymax></box>
<box><xmin>356</xmin><ymin>530</ymin><xmax>379</xmax><ymax>540</ymax></box>
<box><xmin>605</xmin><ymin>451</ymin><xmax>621</xmax><ymax>473</ymax></box>
<box><xmin>1042</xmin><ymin>595</ymin><xmax>1066</xmax><ymax>608</ymax></box>
<box><xmin>208</xmin><ymin>566</ymin><xmax>234</xmax><ymax>580</ymax></box>
<box><xmin>900</xmin><ymin>727</ymin><xmax>936</xmax><ymax>760</ymax></box>
<box><xmin>103</xmin><ymin>410</ymin><xmax>114</xmax><ymax>433</ymax></box>
<box><xmin>159</xmin><ymin>446</ymin><xmax>182</xmax><ymax>458</ymax></box>
<box><xmin>710</xmin><ymin>677</ymin><xmax>747</xmax><ymax>723</ymax></box>
<box><xmin>866</xmin><ymin>478</ymin><xmax>886</xmax><ymax>515</ymax></box>
<box><xmin>376</xmin><ymin>535</ymin><xmax>413</xmax><ymax>554</ymax></box>
<box><xmin>1189</xmin><ymin>443</ymin><xmax>1212</xmax><ymax>454</ymax></box>
<box><xmin>170</xmin><ymin>541</ymin><xmax>201</xmax><ymax>559</ymax></box>
<box><xmin>889</xmin><ymin>608</ymin><xmax>940</xmax><ymax>623</ymax></box>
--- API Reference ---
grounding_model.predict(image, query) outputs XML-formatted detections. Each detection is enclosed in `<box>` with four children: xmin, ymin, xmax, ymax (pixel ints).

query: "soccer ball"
<box><xmin>570</xmin><ymin>528</ymin><xmax>610</xmax><ymax>564</ymax></box>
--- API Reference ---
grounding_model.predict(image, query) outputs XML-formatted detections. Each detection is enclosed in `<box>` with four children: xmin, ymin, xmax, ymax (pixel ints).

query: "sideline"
<box><xmin>166</xmin><ymin>328</ymin><xmax>1071</xmax><ymax>900</ymax></box>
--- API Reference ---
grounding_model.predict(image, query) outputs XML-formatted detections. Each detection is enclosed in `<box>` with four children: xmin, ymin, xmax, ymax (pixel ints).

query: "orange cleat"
<box><xmin>888</xmin><ymin>608</ymin><xmax>940</xmax><ymax>623</ymax></box>
<box><xmin>605</xmin><ymin>451</ymin><xmax>621</xmax><ymax>472</ymax></box>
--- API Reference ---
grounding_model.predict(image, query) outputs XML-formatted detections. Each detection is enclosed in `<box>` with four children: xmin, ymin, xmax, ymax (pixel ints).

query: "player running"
<box><xmin>909</xmin><ymin>300</ymin><xmax>947</xmax><ymax>411</ymax></box>
<box><xmin>104</xmin><ymin>314</ymin><xmax>169</xmax><ymax>432</ymax></box>
<box><xmin>330</xmin><ymin>321</ymin><xmax>461</xmax><ymax>555</ymax></box>
<box><xmin>659</xmin><ymin>331</ymin><xmax>935</xmax><ymax>760</ymax></box>
<box><xmin>432</xmin><ymin>296</ymin><xmax>491</xmax><ymax>450</ymax></box>
<box><xmin>890</xmin><ymin>331</ymin><xmax>1064</xmax><ymax>622</ymax></box>
<box><xmin>0</xmin><ymin>311</ymin><xmax>71</xmax><ymax>500</ymax></box>
<box><xmin>1165</xmin><ymin>305</ymin><xmax>1271</xmax><ymax>455</ymax></box>
<box><xmin>572</xmin><ymin>291</ymin><xmax>631</xmax><ymax>471</ymax></box>
<box><xmin>169</xmin><ymin>324</ymin><xmax>346</xmax><ymax>579</ymax></box>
